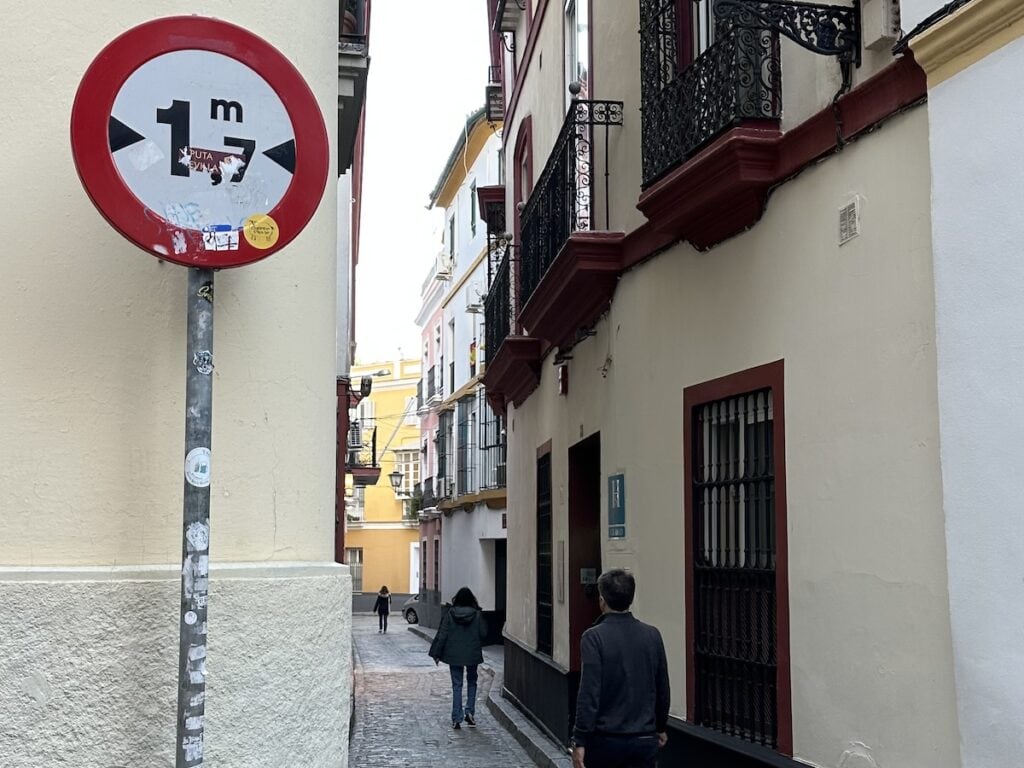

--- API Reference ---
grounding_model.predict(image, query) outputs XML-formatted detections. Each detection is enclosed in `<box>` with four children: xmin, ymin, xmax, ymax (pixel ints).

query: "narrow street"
<box><xmin>348</xmin><ymin>614</ymin><xmax>535</xmax><ymax>767</ymax></box>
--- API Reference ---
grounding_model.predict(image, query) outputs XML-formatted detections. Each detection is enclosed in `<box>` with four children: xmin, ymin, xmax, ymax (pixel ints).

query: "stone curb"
<box><xmin>406</xmin><ymin>625</ymin><xmax>571</xmax><ymax>768</ymax></box>
<box><xmin>485</xmin><ymin>683</ymin><xmax>573</xmax><ymax>768</ymax></box>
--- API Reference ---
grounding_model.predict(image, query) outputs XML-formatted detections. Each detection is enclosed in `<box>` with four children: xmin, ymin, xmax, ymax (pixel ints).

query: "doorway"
<box><xmin>567</xmin><ymin>432</ymin><xmax>602</xmax><ymax>672</ymax></box>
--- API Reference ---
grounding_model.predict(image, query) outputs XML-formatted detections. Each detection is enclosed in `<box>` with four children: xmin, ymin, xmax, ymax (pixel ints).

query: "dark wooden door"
<box><xmin>568</xmin><ymin>433</ymin><xmax>602</xmax><ymax>672</ymax></box>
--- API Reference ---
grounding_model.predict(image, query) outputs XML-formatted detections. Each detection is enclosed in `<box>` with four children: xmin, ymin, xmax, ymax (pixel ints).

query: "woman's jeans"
<box><xmin>378</xmin><ymin>611</ymin><xmax>388</xmax><ymax>632</ymax></box>
<box><xmin>449</xmin><ymin>665</ymin><xmax>478</xmax><ymax>722</ymax></box>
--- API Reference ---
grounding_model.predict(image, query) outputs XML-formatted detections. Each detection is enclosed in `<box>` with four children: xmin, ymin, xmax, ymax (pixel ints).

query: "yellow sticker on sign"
<box><xmin>243</xmin><ymin>214</ymin><xmax>280</xmax><ymax>250</ymax></box>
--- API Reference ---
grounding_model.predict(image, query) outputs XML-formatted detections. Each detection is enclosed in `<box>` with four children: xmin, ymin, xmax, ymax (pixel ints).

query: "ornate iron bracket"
<box><xmin>498</xmin><ymin>30</ymin><xmax>516</xmax><ymax>53</ymax></box>
<box><xmin>713</xmin><ymin>0</ymin><xmax>861</xmax><ymax>90</ymax></box>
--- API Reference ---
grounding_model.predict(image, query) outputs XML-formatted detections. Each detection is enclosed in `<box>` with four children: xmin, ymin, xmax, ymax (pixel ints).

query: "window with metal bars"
<box><xmin>437</xmin><ymin>410</ymin><xmax>453</xmax><ymax>497</ymax></box>
<box><xmin>479</xmin><ymin>389</ymin><xmax>506</xmax><ymax>490</ymax></box>
<box><xmin>433</xmin><ymin>537</ymin><xmax>440</xmax><ymax>592</ymax></box>
<box><xmin>536</xmin><ymin>451</ymin><xmax>553</xmax><ymax>656</ymax></box>
<box><xmin>421</xmin><ymin>539</ymin><xmax>427</xmax><ymax>591</ymax></box>
<box><xmin>345</xmin><ymin>547</ymin><xmax>363</xmax><ymax>593</ymax></box>
<box><xmin>456</xmin><ymin>396</ymin><xmax>477</xmax><ymax>496</ymax></box>
<box><xmin>690</xmin><ymin>387</ymin><xmax>779</xmax><ymax>748</ymax></box>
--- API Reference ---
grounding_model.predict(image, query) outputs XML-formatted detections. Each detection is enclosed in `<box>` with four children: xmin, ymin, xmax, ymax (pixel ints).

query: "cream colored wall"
<box><xmin>505</xmin><ymin>108</ymin><xmax>960</xmax><ymax>767</ymax></box>
<box><xmin>0</xmin><ymin>1</ymin><xmax>339</xmax><ymax>567</ymax></box>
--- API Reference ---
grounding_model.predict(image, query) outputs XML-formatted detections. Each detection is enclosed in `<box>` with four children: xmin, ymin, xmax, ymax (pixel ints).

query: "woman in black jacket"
<box><xmin>372</xmin><ymin>586</ymin><xmax>391</xmax><ymax>634</ymax></box>
<box><xmin>429</xmin><ymin>587</ymin><xmax>487</xmax><ymax>729</ymax></box>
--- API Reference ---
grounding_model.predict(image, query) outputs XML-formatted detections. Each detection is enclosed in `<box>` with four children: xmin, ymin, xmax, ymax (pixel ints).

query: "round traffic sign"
<box><xmin>71</xmin><ymin>16</ymin><xmax>329</xmax><ymax>268</ymax></box>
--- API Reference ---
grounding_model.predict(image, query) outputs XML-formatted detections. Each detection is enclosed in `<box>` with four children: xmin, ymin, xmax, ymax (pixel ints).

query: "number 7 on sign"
<box><xmin>156</xmin><ymin>99</ymin><xmax>255</xmax><ymax>183</ymax></box>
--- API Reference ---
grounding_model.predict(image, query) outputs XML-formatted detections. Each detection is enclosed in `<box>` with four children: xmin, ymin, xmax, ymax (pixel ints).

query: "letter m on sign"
<box><xmin>210</xmin><ymin>99</ymin><xmax>243</xmax><ymax>122</ymax></box>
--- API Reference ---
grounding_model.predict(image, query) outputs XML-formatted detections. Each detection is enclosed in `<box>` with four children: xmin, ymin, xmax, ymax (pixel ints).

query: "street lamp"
<box><xmin>388</xmin><ymin>469</ymin><xmax>403</xmax><ymax>495</ymax></box>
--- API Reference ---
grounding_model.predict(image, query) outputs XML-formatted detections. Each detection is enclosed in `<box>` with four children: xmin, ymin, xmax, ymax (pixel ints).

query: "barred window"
<box><xmin>345</xmin><ymin>547</ymin><xmax>363</xmax><ymax>593</ymax></box>
<box><xmin>536</xmin><ymin>451</ymin><xmax>553</xmax><ymax>656</ymax></box>
<box><xmin>479</xmin><ymin>389</ymin><xmax>506</xmax><ymax>490</ymax></box>
<box><xmin>456</xmin><ymin>396</ymin><xmax>477</xmax><ymax>496</ymax></box>
<box><xmin>690</xmin><ymin>387</ymin><xmax>780</xmax><ymax>748</ymax></box>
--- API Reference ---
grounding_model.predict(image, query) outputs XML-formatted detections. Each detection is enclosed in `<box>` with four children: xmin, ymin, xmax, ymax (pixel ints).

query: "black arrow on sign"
<box><xmin>109</xmin><ymin>116</ymin><xmax>146</xmax><ymax>152</ymax></box>
<box><xmin>262</xmin><ymin>139</ymin><xmax>296</xmax><ymax>174</ymax></box>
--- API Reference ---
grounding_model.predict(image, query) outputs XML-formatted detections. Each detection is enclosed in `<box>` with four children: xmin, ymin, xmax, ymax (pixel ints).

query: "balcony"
<box><xmin>482</xmin><ymin>251</ymin><xmax>541</xmax><ymax>411</ymax></box>
<box><xmin>517</xmin><ymin>99</ymin><xmax>625</xmax><ymax>350</ymax></box>
<box><xmin>493</xmin><ymin>0</ymin><xmax>524</xmax><ymax>33</ymax></box>
<box><xmin>338</xmin><ymin>0</ymin><xmax>370</xmax><ymax>174</ymax></box>
<box><xmin>636</xmin><ymin>0</ymin><xmax>865</xmax><ymax>249</ymax></box>
<box><xmin>347</xmin><ymin>423</ymin><xmax>380</xmax><ymax>486</ymax></box>
<box><xmin>421</xmin><ymin>476</ymin><xmax>438</xmax><ymax>510</ymax></box>
<box><xmin>486</xmin><ymin>66</ymin><xmax>503</xmax><ymax>123</ymax></box>
<box><xmin>426</xmin><ymin>366</ymin><xmax>441</xmax><ymax>406</ymax></box>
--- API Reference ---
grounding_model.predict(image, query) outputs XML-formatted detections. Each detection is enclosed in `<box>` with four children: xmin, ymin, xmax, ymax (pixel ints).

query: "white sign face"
<box><xmin>111</xmin><ymin>50</ymin><xmax>296</xmax><ymax>238</ymax></box>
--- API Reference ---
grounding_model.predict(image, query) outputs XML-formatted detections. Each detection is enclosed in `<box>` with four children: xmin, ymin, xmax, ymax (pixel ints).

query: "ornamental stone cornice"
<box><xmin>910</xmin><ymin>0</ymin><xmax>1024</xmax><ymax>86</ymax></box>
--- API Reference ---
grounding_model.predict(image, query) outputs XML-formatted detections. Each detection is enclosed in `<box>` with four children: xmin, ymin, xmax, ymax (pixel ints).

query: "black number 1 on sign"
<box><xmin>156</xmin><ymin>99</ymin><xmax>190</xmax><ymax>177</ymax></box>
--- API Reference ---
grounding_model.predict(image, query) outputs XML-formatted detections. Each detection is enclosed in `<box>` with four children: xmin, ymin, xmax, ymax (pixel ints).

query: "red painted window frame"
<box><xmin>682</xmin><ymin>359</ymin><xmax>792</xmax><ymax>756</ymax></box>
<box><xmin>512</xmin><ymin>115</ymin><xmax>533</xmax><ymax>333</ymax></box>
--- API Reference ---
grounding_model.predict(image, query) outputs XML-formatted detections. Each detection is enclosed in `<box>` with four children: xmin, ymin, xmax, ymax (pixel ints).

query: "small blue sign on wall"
<box><xmin>608</xmin><ymin>473</ymin><xmax>626</xmax><ymax>539</ymax></box>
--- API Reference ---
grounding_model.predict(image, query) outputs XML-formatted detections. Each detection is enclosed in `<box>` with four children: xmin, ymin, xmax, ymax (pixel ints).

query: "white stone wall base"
<box><xmin>0</xmin><ymin>562</ymin><xmax>351</xmax><ymax>768</ymax></box>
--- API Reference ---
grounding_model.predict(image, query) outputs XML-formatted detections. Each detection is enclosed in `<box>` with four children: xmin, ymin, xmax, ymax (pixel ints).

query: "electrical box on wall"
<box><xmin>862</xmin><ymin>0</ymin><xmax>901</xmax><ymax>51</ymax></box>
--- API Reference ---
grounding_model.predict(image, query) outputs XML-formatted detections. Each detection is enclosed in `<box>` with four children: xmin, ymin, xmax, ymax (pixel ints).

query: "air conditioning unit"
<box><xmin>465</xmin><ymin>281</ymin><xmax>486</xmax><ymax>314</ymax></box>
<box><xmin>435</xmin><ymin>251</ymin><xmax>453</xmax><ymax>281</ymax></box>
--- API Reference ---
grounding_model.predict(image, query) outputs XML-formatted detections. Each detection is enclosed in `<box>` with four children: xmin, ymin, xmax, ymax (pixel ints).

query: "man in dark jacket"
<box><xmin>571</xmin><ymin>569</ymin><xmax>670</xmax><ymax>768</ymax></box>
<box><xmin>429</xmin><ymin>587</ymin><xmax>488</xmax><ymax>729</ymax></box>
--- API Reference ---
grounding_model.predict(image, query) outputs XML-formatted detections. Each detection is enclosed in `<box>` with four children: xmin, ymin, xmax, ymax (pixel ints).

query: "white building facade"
<box><xmin>901</xmin><ymin>2</ymin><xmax>1024</xmax><ymax>766</ymax></box>
<box><xmin>416</xmin><ymin>108</ymin><xmax>508</xmax><ymax>634</ymax></box>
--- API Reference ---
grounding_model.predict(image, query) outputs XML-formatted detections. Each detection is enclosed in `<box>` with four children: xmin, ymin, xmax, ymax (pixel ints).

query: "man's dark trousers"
<box><xmin>582</xmin><ymin>733</ymin><xmax>660</xmax><ymax>768</ymax></box>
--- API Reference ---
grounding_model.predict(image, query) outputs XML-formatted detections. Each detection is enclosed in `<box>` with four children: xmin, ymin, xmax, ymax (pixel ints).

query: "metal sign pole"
<box><xmin>176</xmin><ymin>268</ymin><xmax>215</xmax><ymax>767</ymax></box>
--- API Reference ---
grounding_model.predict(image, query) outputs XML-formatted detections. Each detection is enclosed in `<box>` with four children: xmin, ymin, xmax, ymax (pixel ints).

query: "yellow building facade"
<box><xmin>345</xmin><ymin>358</ymin><xmax>422</xmax><ymax>596</ymax></box>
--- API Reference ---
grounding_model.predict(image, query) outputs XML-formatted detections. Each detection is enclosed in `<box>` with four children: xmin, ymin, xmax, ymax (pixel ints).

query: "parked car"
<box><xmin>402</xmin><ymin>593</ymin><xmax>420</xmax><ymax>624</ymax></box>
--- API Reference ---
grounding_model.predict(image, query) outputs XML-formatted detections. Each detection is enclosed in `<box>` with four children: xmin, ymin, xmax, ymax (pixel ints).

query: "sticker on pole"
<box><xmin>185</xmin><ymin>447</ymin><xmax>212</xmax><ymax>488</ymax></box>
<box><xmin>70</xmin><ymin>16</ymin><xmax>329</xmax><ymax>268</ymax></box>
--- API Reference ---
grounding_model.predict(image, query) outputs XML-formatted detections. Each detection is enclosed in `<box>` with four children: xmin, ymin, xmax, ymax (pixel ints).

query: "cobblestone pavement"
<box><xmin>348</xmin><ymin>614</ymin><xmax>536</xmax><ymax>768</ymax></box>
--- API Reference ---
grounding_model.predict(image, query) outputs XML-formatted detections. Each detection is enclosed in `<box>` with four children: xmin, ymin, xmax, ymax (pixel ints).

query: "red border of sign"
<box><xmin>71</xmin><ymin>16</ymin><xmax>329</xmax><ymax>269</ymax></box>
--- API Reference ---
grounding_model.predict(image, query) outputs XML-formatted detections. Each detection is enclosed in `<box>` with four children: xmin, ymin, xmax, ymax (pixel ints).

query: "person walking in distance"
<box><xmin>570</xmin><ymin>569</ymin><xmax>670</xmax><ymax>768</ymax></box>
<box><xmin>428</xmin><ymin>586</ymin><xmax>488</xmax><ymax>729</ymax></box>
<box><xmin>373</xmin><ymin>585</ymin><xmax>392</xmax><ymax>634</ymax></box>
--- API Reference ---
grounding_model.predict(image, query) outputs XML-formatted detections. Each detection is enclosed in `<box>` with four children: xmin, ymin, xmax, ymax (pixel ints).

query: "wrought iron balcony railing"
<box><xmin>519</xmin><ymin>99</ymin><xmax>624</xmax><ymax>308</ymax></box>
<box><xmin>640</xmin><ymin>0</ymin><xmax>861</xmax><ymax>189</ymax></box>
<box><xmin>426</xmin><ymin>366</ymin><xmax>437</xmax><ymax>400</ymax></box>
<box><xmin>347</xmin><ymin>425</ymin><xmax>377</xmax><ymax>468</ymax></box>
<box><xmin>640</xmin><ymin>6</ymin><xmax>782</xmax><ymax>188</ymax></box>
<box><xmin>484</xmin><ymin>251</ymin><xmax>514</xmax><ymax>359</ymax></box>
<box><xmin>422</xmin><ymin>476</ymin><xmax>437</xmax><ymax>509</ymax></box>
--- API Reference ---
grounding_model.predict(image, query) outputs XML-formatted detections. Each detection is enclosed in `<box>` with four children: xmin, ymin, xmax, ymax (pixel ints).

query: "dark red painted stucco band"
<box><xmin>70</xmin><ymin>16</ymin><xmax>329</xmax><ymax>269</ymax></box>
<box><xmin>683</xmin><ymin>360</ymin><xmax>791</xmax><ymax>756</ymax></box>
<box><xmin>635</xmin><ymin>55</ymin><xmax>927</xmax><ymax>255</ymax></box>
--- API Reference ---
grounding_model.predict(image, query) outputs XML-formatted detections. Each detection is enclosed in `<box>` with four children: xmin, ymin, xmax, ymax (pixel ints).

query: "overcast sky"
<box><xmin>354</xmin><ymin>1</ymin><xmax>490</xmax><ymax>364</ymax></box>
